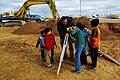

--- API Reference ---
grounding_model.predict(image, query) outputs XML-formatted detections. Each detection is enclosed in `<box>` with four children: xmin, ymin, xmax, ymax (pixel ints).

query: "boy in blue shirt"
<box><xmin>76</xmin><ymin>23</ymin><xmax>91</xmax><ymax>66</ymax></box>
<box><xmin>36</xmin><ymin>30</ymin><xmax>45</xmax><ymax>63</ymax></box>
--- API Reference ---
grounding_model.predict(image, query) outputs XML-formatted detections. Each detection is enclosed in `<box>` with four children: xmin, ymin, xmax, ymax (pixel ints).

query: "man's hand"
<box><xmin>67</xmin><ymin>28</ymin><xmax>70</xmax><ymax>31</ymax></box>
<box><xmin>67</xmin><ymin>27</ymin><xmax>73</xmax><ymax>31</ymax></box>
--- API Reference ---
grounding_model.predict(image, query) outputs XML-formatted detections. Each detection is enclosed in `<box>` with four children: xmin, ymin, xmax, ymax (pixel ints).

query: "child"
<box><xmin>67</xmin><ymin>23</ymin><xmax>85</xmax><ymax>73</ymax></box>
<box><xmin>76</xmin><ymin>23</ymin><xmax>91</xmax><ymax>66</ymax></box>
<box><xmin>36</xmin><ymin>30</ymin><xmax>45</xmax><ymax>63</ymax></box>
<box><xmin>44</xmin><ymin>27</ymin><xmax>56</xmax><ymax>67</ymax></box>
<box><xmin>89</xmin><ymin>19</ymin><xmax>101</xmax><ymax>70</ymax></box>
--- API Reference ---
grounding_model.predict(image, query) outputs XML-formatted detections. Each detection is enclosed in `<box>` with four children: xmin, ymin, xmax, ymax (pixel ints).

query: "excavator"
<box><xmin>0</xmin><ymin>0</ymin><xmax>59</xmax><ymax>27</ymax></box>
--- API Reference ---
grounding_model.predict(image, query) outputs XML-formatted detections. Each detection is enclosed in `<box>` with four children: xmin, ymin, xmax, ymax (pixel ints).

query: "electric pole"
<box><xmin>79</xmin><ymin>0</ymin><xmax>81</xmax><ymax>16</ymax></box>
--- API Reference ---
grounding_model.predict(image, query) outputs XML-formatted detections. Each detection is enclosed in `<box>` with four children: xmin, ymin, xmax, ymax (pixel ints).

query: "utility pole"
<box><xmin>79</xmin><ymin>0</ymin><xmax>81</xmax><ymax>16</ymax></box>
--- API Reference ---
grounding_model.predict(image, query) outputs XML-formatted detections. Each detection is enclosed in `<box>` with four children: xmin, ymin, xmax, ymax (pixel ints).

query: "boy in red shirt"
<box><xmin>44</xmin><ymin>28</ymin><xmax>56</xmax><ymax>67</ymax></box>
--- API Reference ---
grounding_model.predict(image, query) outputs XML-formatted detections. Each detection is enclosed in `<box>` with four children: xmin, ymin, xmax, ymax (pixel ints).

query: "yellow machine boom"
<box><xmin>15</xmin><ymin>0</ymin><xmax>59</xmax><ymax>20</ymax></box>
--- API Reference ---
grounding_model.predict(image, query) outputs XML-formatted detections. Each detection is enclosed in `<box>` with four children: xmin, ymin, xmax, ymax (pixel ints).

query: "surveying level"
<box><xmin>57</xmin><ymin>34</ymin><xmax>69</xmax><ymax>76</ymax></box>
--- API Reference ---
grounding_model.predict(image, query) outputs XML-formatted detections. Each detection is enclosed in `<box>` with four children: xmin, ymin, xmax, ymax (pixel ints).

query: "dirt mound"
<box><xmin>13</xmin><ymin>21</ymin><xmax>45</xmax><ymax>35</ymax></box>
<box><xmin>73</xmin><ymin>17</ymin><xmax>119</xmax><ymax>40</ymax></box>
<box><xmin>99</xmin><ymin>23</ymin><xmax>118</xmax><ymax>40</ymax></box>
<box><xmin>73</xmin><ymin>17</ymin><xmax>91</xmax><ymax>30</ymax></box>
<box><xmin>13</xmin><ymin>20</ymin><xmax>58</xmax><ymax>36</ymax></box>
<box><xmin>13</xmin><ymin>17</ymin><xmax>91</xmax><ymax>36</ymax></box>
<box><xmin>108</xmin><ymin>23</ymin><xmax>120</xmax><ymax>33</ymax></box>
<box><xmin>13</xmin><ymin>17</ymin><xmax>119</xmax><ymax>40</ymax></box>
<box><xmin>108</xmin><ymin>23</ymin><xmax>120</xmax><ymax>36</ymax></box>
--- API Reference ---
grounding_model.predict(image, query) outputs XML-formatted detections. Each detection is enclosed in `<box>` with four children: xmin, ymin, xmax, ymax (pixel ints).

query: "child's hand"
<box><xmin>36</xmin><ymin>46</ymin><xmax>38</xmax><ymax>48</ymax></box>
<box><xmin>55</xmin><ymin>45</ymin><xmax>57</xmax><ymax>48</ymax></box>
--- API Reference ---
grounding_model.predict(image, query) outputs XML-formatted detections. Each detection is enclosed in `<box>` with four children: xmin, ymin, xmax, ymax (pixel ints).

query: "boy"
<box><xmin>67</xmin><ymin>23</ymin><xmax>85</xmax><ymax>73</ymax></box>
<box><xmin>89</xmin><ymin>19</ymin><xmax>101</xmax><ymax>70</ymax></box>
<box><xmin>76</xmin><ymin>23</ymin><xmax>91</xmax><ymax>66</ymax></box>
<box><xmin>36</xmin><ymin>30</ymin><xmax>46</xmax><ymax>63</ymax></box>
<box><xmin>44</xmin><ymin>27</ymin><xmax>56</xmax><ymax>67</ymax></box>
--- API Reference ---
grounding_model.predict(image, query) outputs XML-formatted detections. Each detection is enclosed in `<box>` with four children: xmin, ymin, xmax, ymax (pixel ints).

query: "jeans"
<box><xmin>75</xmin><ymin>45</ymin><xmax>84</xmax><ymax>72</ymax></box>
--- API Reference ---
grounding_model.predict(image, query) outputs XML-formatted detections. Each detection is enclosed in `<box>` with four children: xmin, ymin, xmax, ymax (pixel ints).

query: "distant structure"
<box><xmin>107</xmin><ymin>14</ymin><xmax>120</xmax><ymax>19</ymax></box>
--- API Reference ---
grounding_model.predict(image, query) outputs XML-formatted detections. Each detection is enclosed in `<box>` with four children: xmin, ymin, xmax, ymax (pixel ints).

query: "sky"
<box><xmin>0</xmin><ymin>0</ymin><xmax>120</xmax><ymax>17</ymax></box>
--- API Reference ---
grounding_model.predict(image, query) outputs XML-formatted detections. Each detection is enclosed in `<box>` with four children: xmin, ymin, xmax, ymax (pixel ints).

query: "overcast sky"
<box><xmin>0</xmin><ymin>0</ymin><xmax>120</xmax><ymax>17</ymax></box>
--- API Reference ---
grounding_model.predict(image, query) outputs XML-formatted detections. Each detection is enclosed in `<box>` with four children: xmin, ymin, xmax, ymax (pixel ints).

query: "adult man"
<box><xmin>57</xmin><ymin>16</ymin><xmax>74</xmax><ymax>60</ymax></box>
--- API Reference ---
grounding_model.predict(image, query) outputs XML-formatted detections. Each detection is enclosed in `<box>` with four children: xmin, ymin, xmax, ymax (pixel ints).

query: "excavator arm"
<box><xmin>15</xmin><ymin>0</ymin><xmax>59</xmax><ymax>20</ymax></box>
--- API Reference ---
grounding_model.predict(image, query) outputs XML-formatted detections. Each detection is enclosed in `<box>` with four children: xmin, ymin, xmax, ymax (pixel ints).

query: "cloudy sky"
<box><xmin>0</xmin><ymin>0</ymin><xmax>120</xmax><ymax>17</ymax></box>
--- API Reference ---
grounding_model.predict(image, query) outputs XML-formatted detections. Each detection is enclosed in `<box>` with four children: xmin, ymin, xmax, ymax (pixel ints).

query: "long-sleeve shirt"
<box><xmin>57</xmin><ymin>16</ymin><xmax>73</xmax><ymax>39</ymax></box>
<box><xmin>69</xmin><ymin>27</ymin><xmax>85</xmax><ymax>47</ymax></box>
<box><xmin>90</xmin><ymin>27</ymin><xmax>101</xmax><ymax>48</ymax></box>
<box><xmin>44</xmin><ymin>34</ymin><xmax>55</xmax><ymax>51</ymax></box>
<box><xmin>81</xmin><ymin>28</ymin><xmax>91</xmax><ymax>51</ymax></box>
<box><xmin>36</xmin><ymin>36</ymin><xmax>44</xmax><ymax>48</ymax></box>
<box><xmin>57</xmin><ymin>22</ymin><xmax>66</xmax><ymax>39</ymax></box>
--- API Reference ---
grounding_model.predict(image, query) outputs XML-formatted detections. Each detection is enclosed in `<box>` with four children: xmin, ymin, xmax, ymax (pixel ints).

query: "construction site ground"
<box><xmin>0</xmin><ymin>19</ymin><xmax>120</xmax><ymax>80</ymax></box>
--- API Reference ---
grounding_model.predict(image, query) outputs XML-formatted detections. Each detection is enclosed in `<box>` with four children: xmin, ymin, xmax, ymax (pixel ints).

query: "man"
<box><xmin>89</xmin><ymin>19</ymin><xmax>101</xmax><ymax>70</ymax></box>
<box><xmin>57</xmin><ymin>16</ymin><xmax>74</xmax><ymax>60</ymax></box>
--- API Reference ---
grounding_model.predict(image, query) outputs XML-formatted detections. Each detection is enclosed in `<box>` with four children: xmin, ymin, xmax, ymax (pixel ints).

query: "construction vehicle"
<box><xmin>0</xmin><ymin>14</ymin><xmax>22</xmax><ymax>27</ymax></box>
<box><xmin>0</xmin><ymin>0</ymin><xmax>59</xmax><ymax>27</ymax></box>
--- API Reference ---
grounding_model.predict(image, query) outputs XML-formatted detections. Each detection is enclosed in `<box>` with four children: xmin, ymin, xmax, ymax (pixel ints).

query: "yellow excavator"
<box><xmin>0</xmin><ymin>0</ymin><xmax>59</xmax><ymax>27</ymax></box>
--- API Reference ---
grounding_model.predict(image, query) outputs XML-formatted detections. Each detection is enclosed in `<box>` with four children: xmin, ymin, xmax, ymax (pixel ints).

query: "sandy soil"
<box><xmin>0</xmin><ymin>27</ymin><xmax>119</xmax><ymax>80</ymax></box>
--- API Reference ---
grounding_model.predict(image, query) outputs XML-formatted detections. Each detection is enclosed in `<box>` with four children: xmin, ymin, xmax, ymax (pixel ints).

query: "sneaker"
<box><xmin>51</xmin><ymin>63</ymin><xmax>53</xmax><ymax>66</ymax></box>
<box><xmin>81</xmin><ymin>64</ymin><xmax>84</xmax><ymax>66</ymax></box>
<box><xmin>88</xmin><ymin>65</ymin><xmax>96</xmax><ymax>70</ymax></box>
<box><xmin>42</xmin><ymin>61</ymin><xmax>46</xmax><ymax>66</ymax></box>
<box><xmin>91</xmin><ymin>67</ymin><xmax>96</xmax><ymax>70</ymax></box>
<box><xmin>46</xmin><ymin>64</ymin><xmax>52</xmax><ymax>67</ymax></box>
<box><xmin>72</xmin><ymin>70</ymin><xmax>80</xmax><ymax>74</ymax></box>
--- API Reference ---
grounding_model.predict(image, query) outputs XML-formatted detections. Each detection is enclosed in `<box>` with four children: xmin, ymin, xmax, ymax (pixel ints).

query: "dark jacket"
<box><xmin>36</xmin><ymin>36</ymin><xmax>44</xmax><ymax>48</ymax></box>
<box><xmin>57</xmin><ymin>16</ymin><xmax>73</xmax><ymax>39</ymax></box>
